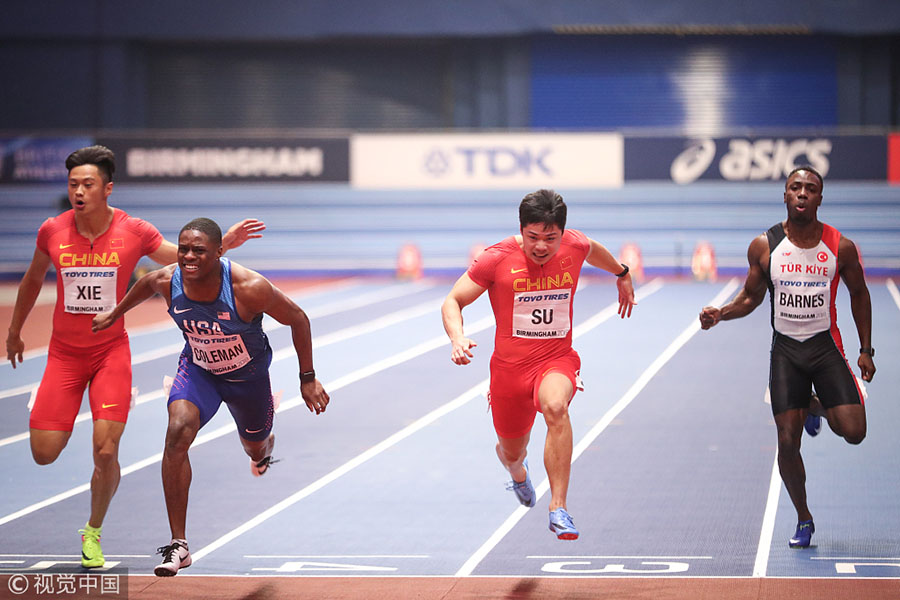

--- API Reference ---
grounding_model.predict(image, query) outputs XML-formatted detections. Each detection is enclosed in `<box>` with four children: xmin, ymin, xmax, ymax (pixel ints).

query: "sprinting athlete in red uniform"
<box><xmin>5</xmin><ymin>145</ymin><xmax>265</xmax><ymax>568</ymax></box>
<box><xmin>32</xmin><ymin>208</ymin><xmax>163</xmax><ymax>428</ymax></box>
<box><xmin>700</xmin><ymin>166</ymin><xmax>875</xmax><ymax>549</ymax></box>
<box><xmin>442</xmin><ymin>189</ymin><xmax>635</xmax><ymax>540</ymax></box>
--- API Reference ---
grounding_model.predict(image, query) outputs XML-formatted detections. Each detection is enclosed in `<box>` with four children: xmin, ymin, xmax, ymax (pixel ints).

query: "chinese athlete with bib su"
<box><xmin>93</xmin><ymin>218</ymin><xmax>329</xmax><ymax>576</ymax></box>
<box><xmin>700</xmin><ymin>166</ymin><xmax>875</xmax><ymax>549</ymax></box>
<box><xmin>442</xmin><ymin>189</ymin><xmax>635</xmax><ymax>540</ymax></box>
<box><xmin>6</xmin><ymin>146</ymin><xmax>264</xmax><ymax>569</ymax></box>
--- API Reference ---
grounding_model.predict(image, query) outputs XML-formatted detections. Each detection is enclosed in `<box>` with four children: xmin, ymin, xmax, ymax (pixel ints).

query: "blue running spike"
<box><xmin>506</xmin><ymin>459</ymin><xmax>536</xmax><ymax>508</ymax></box>
<box><xmin>548</xmin><ymin>508</ymin><xmax>579</xmax><ymax>540</ymax></box>
<box><xmin>789</xmin><ymin>520</ymin><xmax>815</xmax><ymax>548</ymax></box>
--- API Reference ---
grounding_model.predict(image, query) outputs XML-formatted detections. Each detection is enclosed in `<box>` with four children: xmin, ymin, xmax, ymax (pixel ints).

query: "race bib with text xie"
<box><xmin>61</xmin><ymin>267</ymin><xmax>117</xmax><ymax>314</ymax></box>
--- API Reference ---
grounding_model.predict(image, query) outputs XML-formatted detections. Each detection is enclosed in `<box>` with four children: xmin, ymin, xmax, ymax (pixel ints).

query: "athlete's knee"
<box><xmin>829</xmin><ymin>406</ymin><xmax>866</xmax><ymax>445</ymax></box>
<box><xmin>31</xmin><ymin>445</ymin><xmax>63</xmax><ymax>465</ymax></box>
<box><xmin>92</xmin><ymin>440</ymin><xmax>120</xmax><ymax>468</ymax></box>
<box><xmin>776</xmin><ymin>429</ymin><xmax>802</xmax><ymax>454</ymax></box>
<box><xmin>496</xmin><ymin>437</ymin><xmax>528</xmax><ymax>465</ymax></box>
<box><xmin>498</xmin><ymin>445</ymin><xmax>524</xmax><ymax>465</ymax></box>
<box><xmin>541</xmin><ymin>397</ymin><xmax>570</xmax><ymax>426</ymax></box>
<box><xmin>166</xmin><ymin>419</ymin><xmax>198</xmax><ymax>452</ymax></box>
<box><xmin>30</xmin><ymin>432</ymin><xmax>69</xmax><ymax>465</ymax></box>
<box><xmin>842</xmin><ymin>426</ymin><xmax>866</xmax><ymax>445</ymax></box>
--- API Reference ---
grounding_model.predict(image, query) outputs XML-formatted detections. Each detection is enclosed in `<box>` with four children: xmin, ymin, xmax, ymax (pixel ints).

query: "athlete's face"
<box><xmin>67</xmin><ymin>165</ymin><xmax>112</xmax><ymax>213</ymax></box>
<box><xmin>520</xmin><ymin>223</ymin><xmax>563</xmax><ymax>266</ymax></box>
<box><xmin>177</xmin><ymin>229</ymin><xmax>223</xmax><ymax>282</ymax></box>
<box><xmin>784</xmin><ymin>170</ymin><xmax>822</xmax><ymax>224</ymax></box>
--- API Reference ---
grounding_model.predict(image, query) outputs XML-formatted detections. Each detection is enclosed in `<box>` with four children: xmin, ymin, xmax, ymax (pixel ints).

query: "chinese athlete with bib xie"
<box><xmin>6</xmin><ymin>146</ymin><xmax>264</xmax><ymax>568</ymax></box>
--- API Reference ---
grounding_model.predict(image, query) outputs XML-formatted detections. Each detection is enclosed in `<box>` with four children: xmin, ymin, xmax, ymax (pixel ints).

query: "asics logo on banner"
<box><xmin>670</xmin><ymin>139</ymin><xmax>717</xmax><ymax>184</ymax></box>
<box><xmin>424</xmin><ymin>146</ymin><xmax>553</xmax><ymax>178</ymax></box>
<box><xmin>670</xmin><ymin>138</ymin><xmax>832</xmax><ymax>184</ymax></box>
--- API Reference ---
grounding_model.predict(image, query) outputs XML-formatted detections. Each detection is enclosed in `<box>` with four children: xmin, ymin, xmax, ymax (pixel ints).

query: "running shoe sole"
<box><xmin>548</xmin><ymin>508</ymin><xmax>579</xmax><ymax>540</ymax></box>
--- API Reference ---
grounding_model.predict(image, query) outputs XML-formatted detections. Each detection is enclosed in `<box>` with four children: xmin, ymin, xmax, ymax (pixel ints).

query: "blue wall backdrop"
<box><xmin>0</xmin><ymin>1</ymin><xmax>897</xmax><ymax>130</ymax></box>
<box><xmin>530</xmin><ymin>36</ymin><xmax>839</xmax><ymax>130</ymax></box>
<box><xmin>0</xmin><ymin>1</ymin><xmax>897</xmax><ymax>279</ymax></box>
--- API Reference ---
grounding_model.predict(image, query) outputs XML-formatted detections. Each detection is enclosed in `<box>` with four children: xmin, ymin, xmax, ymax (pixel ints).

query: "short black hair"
<box><xmin>519</xmin><ymin>189</ymin><xmax>567</xmax><ymax>231</ymax></box>
<box><xmin>65</xmin><ymin>145</ymin><xmax>115</xmax><ymax>183</ymax></box>
<box><xmin>787</xmin><ymin>165</ymin><xmax>824</xmax><ymax>192</ymax></box>
<box><xmin>180</xmin><ymin>217</ymin><xmax>223</xmax><ymax>247</ymax></box>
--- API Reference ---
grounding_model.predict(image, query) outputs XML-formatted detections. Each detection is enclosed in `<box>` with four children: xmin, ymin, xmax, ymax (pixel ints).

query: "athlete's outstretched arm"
<box><xmin>244</xmin><ymin>273</ymin><xmax>330</xmax><ymax>415</ymax></box>
<box><xmin>92</xmin><ymin>266</ymin><xmax>174</xmax><ymax>332</ymax></box>
<box><xmin>441</xmin><ymin>273</ymin><xmax>486</xmax><ymax>365</ymax></box>
<box><xmin>6</xmin><ymin>248</ymin><xmax>51</xmax><ymax>368</ymax></box>
<box><xmin>221</xmin><ymin>218</ymin><xmax>266</xmax><ymax>252</ymax></box>
<box><xmin>585</xmin><ymin>238</ymin><xmax>635</xmax><ymax>318</ymax></box>
<box><xmin>700</xmin><ymin>235</ymin><xmax>768</xmax><ymax>329</ymax></box>
<box><xmin>147</xmin><ymin>219</ymin><xmax>266</xmax><ymax>265</ymax></box>
<box><xmin>838</xmin><ymin>236</ymin><xmax>875</xmax><ymax>381</ymax></box>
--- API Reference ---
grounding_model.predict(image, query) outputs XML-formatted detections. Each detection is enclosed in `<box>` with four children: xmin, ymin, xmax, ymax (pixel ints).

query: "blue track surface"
<box><xmin>1</xmin><ymin>277</ymin><xmax>898</xmax><ymax>580</ymax></box>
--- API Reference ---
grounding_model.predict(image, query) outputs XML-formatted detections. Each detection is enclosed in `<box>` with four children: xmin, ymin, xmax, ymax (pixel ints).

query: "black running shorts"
<box><xmin>768</xmin><ymin>330</ymin><xmax>864</xmax><ymax>416</ymax></box>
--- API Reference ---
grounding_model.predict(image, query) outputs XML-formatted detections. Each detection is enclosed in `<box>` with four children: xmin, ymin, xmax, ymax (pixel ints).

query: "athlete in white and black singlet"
<box><xmin>699</xmin><ymin>167</ymin><xmax>875</xmax><ymax>550</ymax></box>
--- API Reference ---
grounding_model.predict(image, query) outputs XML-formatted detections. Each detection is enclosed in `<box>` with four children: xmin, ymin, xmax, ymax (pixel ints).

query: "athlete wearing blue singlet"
<box><xmin>167</xmin><ymin>256</ymin><xmax>274</xmax><ymax>440</ymax></box>
<box><xmin>93</xmin><ymin>217</ymin><xmax>329</xmax><ymax>577</ymax></box>
<box><xmin>700</xmin><ymin>167</ymin><xmax>874</xmax><ymax>550</ymax></box>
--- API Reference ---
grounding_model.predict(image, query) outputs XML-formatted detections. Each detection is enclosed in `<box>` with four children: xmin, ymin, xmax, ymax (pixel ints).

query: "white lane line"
<box><xmin>753</xmin><ymin>450</ymin><xmax>782</xmax><ymax>577</ymax></box>
<box><xmin>4</xmin><ymin>277</ymin><xmax>364</xmax><ymax>366</ymax></box>
<box><xmin>189</xmin><ymin>380</ymin><xmax>491</xmax><ymax>564</ymax></box>
<box><xmin>244</xmin><ymin>555</ymin><xmax>430</xmax><ymax>559</ymax></box>
<box><xmin>0</xmin><ymin>387</ymin><xmax>166</xmax><ymax>449</ymax></box>
<box><xmin>272</xmin><ymin>298</ymin><xmax>443</xmax><ymax>361</ymax></box>
<box><xmin>0</xmin><ymin>554</ymin><xmax>151</xmax><ymax>558</ymax></box>
<box><xmin>190</xmin><ymin>281</ymin><xmax>664</xmax><ymax>568</ymax></box>
<box><xmin>0</xmin><ymin>312</ymin><xmax>496</xmax><ymax>527</ymax></box>
<box><xmin>527</xmin><ymin>555</ymin><xmax>713</xmax><ymax>559</ymax></box>
<box><xmin>811</xmin><ymin>556</ymin><xmax>900</xmax><ymax>560</ymax></box>
<box><xmin>295</xmin><ymin>279</ymin><xmax>437</xmax><ymax>319</ymax></box>
<box><xmin>455</xmin><ymin>278</ymin><xmax>737</xmax><ymax>577</ymax></box>
<box><xmin>0</xmin><ymin>383</ymin><xmax>39</xmax><ymax>402</ymax></box>
<box><xmin>0</xmin><ymin>280</ymin><xmax>437</xmax><ymax>399</ymax></box>
<box><xmin>755</xmin><ymin>276</ymin><xmax>900</xmax><ymax>577</ymax></box>
<box><xmin>0</xmin><ymin>296</ymin><xmax>448</xmax><ymax>449</ymax></box>
<box><xmin>887</xmin><ymin>278</ymin><xmax>900</xmax><ymax>312</ymax></box>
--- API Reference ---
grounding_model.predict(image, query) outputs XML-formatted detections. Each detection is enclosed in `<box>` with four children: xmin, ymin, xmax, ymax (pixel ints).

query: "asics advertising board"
<box><xmin>351</xmin><ymin>134</ymin><xmax>623</xmax><ymax>189</ymax></box>
<box><xmin>625</xmin><ymin>135</ymin><xmax>886</xmax><ymax>183</ymax></box>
